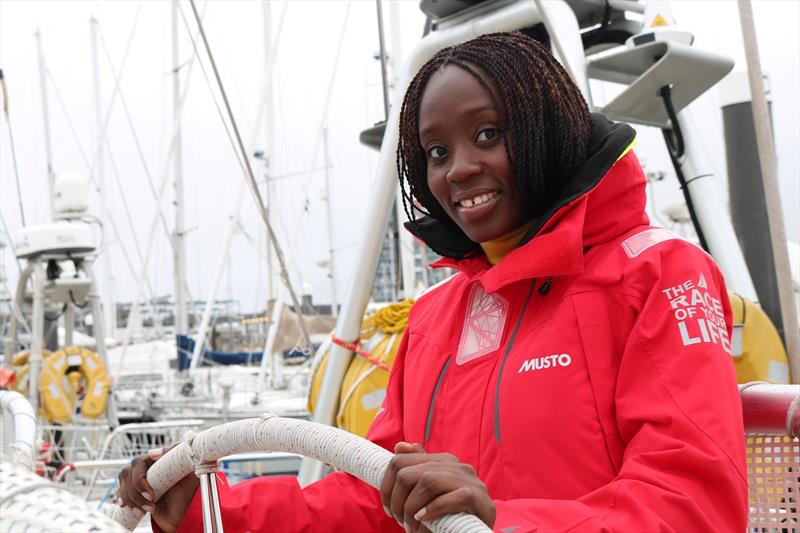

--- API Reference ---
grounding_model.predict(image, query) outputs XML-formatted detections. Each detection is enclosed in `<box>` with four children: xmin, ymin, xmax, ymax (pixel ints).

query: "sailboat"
<box><xmin>1</xmin><ymin>0</ymin><xmax>797</xmax><ymax>531</ymax></box>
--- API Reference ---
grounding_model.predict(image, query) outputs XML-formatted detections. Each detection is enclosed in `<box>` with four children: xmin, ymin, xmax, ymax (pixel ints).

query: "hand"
<box><xmin>379</xmin><ymin>442</ymin><xmax>496</xmax><ymax>533</ymax></box>
<box><xmin>118</xmin><ymin>445</ymin><xmax>200</xmax><ymax>533</ymax></box>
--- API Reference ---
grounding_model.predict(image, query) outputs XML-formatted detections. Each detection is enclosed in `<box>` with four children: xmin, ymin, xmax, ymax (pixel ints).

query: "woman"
<box><xmin>119</xmin><ymin>32</ymin><xmax>747</xmax><ymax>533</ymax></box>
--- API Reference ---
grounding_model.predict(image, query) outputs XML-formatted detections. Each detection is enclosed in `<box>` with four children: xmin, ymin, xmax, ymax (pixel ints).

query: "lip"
<box><xmin>453</xmin><ymin>191</ymin><xmax>501</xmax><ymax>224</ymax></box>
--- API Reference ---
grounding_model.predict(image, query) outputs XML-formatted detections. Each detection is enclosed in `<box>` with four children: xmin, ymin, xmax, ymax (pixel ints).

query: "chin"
<box><xmin>462</xmin><ymin>226</ymin><xmax>505</xmax><ymax>243</ymax></box>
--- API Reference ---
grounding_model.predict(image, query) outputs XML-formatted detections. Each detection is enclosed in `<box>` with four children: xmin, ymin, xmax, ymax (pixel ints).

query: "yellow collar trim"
<box><xmin>480</xmin><ymin>219</ymin><xmax>536</xmax><ymax>265</ymax></box>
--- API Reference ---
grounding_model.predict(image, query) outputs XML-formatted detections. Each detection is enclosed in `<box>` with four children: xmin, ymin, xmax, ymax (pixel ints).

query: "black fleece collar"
<box><xmin>404</xmin><ymin>114</ymin><xmax>636</xmax><ymax>260</ymax></box>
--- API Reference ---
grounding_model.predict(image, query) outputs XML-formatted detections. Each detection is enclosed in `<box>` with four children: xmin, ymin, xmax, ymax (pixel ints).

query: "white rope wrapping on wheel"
<box><xmin>107</xmin><ymin>414</ymin><xmax>491</xmax><ymax>532</ymax></box>
<box><xmin>0</xmin><ymin>459</ymin><xmax>126</xmax><ymax>532</ymax></box>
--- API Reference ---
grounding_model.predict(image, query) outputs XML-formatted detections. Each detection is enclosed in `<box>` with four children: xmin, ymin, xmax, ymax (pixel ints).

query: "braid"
<box><xmin>397</xmin><ymin>32</ymin><xmax>592</xmax><ymax>221</ymax></box>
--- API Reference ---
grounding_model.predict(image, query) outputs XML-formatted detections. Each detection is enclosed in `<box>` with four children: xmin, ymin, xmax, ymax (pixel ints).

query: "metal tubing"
<box><xmin>199</xmin><ymin>472</ymin><xmax>213</xmax><ymax>532</ymax></box>
<box><xmin>532</xmin><ymin>0</ymin><xmax>591</xmax><ymax>105</ymax></box>
<box><xmin>0</xmin><ymin>391</ymin><xmax>37</xmax><ymax>469</ymax></box>
<box><xmin>81</xmin><ymin>260</ymin><xmax>118</xmax><ymax>427</ymax></box>
<box><xmin>198</xmin><ymin>471</ymin><xmax>223</xmax><ymax>533</ymax></box>
<box><xmin>257</xmin><ymin>298</ymin><xmax>284</xmax><ymax>390</ymax></box>
<box><xmin>5</xmin><ymin>262</ymin><xmax>35</xmax><ymax>361</ymax></box>
<box><xmin>34</xmin><ymin>30</ymin><xmax>56</xmax><ymax>219</ymax></box>
<box><xmin>29</xmin><ymin>261</ymin><xmax>46</xmax><ymax>413</ymax></box>
<box><xmin>189</xmin><ymin>183</ymin><xmax>246</xmax><ymax>374</ymax></box>
<box><xmin>674</xmin><ymin>109</ymin><xmax>758</xmax><ymax>301</ymax></box>
<box><xmin>172</xmin><ymin>0</ymin><xmax>189</xmax><ymax>336</ymax></box>
<box><xmin>64</xmin><ymin>304</ymin><xmax>74</xmax><ymax>346</ymax></box>
<box><xmin>738</xmin><ymin>0</ymin><xmax>799</xmax><ymax>377</ymax></box>
<box><xmin>90</xmin><ymin>15</ymin><xmax>117</xmax><ymax>337</ymax></box>
<box><xmin>298</xmin><ymin>0</ymin><xmax>546</xmax><ymax>486</ymax></box>
<box><xmin>739</xmin><ymin>383</ymin><xmax>799</xmax><ymax>436</ymax></box>
<box><xmin>608</xmin><ymin>0</ymin><xmax>646</xmax><ymax>14</ymax></box>
<box><xmin>208</xmin><ymin>471</ymin><xmax>224</xmax><ymax>532</ymax></box>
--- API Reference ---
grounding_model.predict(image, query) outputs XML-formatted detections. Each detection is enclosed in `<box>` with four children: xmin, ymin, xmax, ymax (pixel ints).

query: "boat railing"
<box><xmin>739</xmin><ymin>382</ymin><xmax>799</xmax><ymax>531</ymax></box>
<box><xmin>0</xmin><ymin>390</ymin><xmax>36</xmax><ymax>469</ymax></box>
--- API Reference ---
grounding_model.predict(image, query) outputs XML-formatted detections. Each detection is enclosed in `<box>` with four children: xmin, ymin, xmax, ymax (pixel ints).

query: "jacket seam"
<box><xmin>562</xmin><ymin>480</ymin><xmax>623</xmax><ymax>532</ymax></box>
<box><xmin>565</xmin><ymin>288</ymin><xmax>644</xmax><ymax>308</ymax></box>
<box><xmin>632</xmin><ymin>329</ymin><xmax>749</xmax><ymax>484</ymax></box>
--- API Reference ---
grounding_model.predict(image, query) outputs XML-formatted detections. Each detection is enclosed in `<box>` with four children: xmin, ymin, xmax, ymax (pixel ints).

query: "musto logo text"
<box><xmin>662</xmin><ymin>273</ymin><xmax>731</xmax><ymax>354</ymax></box>
<box><xmin>518</xmin><ymin>353</ymin><xmax>572</xmax><ymax>373</ymax></box>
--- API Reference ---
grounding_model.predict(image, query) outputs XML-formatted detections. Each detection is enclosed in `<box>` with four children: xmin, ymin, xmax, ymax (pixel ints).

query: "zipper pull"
<box><xmin>538</xmin><ymin>277</ymin><xmax>553</xmax><ymax>295</ymax></box>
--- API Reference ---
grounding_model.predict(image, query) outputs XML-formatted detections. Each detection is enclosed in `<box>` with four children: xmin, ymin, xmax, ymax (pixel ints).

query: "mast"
<box><xmin>375</xmin><ymin>0</ymin><xmax>406</xmax><ymax>300</ymax></box>
<box><xmin>738</xmin><ymin>0</ymin><xmax>799</xmax><ymax>379</ymax></box>
<box><xmin>262</xmin><ymin>1</ymin><xmax>275</xmax><ymax>304</ymax></box>
<box><xmin>172</xmin><ymin>0</ymin><xmax>188</xmax><ymax>336</ymax></box>
<box><xmin>322</xmin><ymin>127</ymin><xmax>337</xmax><ymax>316</ymax></box>
<box><xmin>388</xmin><ymin>0</ymin><xmax>417</xmax><ymax>297</ymax></box>
<box><xmin>34</xmin><ymin>30</ymin><xmax>56</xmax><ymax>221</ymax></box>
<box><xmin>89</xmin><ymin>16</ymin><xmax>117</xmax><ymax>337</ymax></box>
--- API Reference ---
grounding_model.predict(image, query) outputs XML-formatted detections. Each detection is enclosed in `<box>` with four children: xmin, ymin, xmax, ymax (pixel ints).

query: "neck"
<box><xmin>480</xmin><ymin>219</ymin><xmax>535</xmax><ymax>265</ymax></box>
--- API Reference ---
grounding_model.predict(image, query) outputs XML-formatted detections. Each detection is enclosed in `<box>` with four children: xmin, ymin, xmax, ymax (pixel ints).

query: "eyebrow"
<box><xmin>419</xmin><ymin>105</ymin><xmax>497</xmax><ymax>138</ymax></box>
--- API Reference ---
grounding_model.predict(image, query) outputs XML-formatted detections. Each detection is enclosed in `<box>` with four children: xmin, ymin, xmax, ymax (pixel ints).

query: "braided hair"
<box><xmin>397</xmin><ymin>32</ymin><xmax>591</xmax><ymax>222</ymax></box>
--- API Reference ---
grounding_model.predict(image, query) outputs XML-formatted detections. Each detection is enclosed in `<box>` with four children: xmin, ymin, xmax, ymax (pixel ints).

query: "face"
<box><xmin>418</xmin><ymin>64</ymin><xmax>528</xmax><ymax>243</ymax></box>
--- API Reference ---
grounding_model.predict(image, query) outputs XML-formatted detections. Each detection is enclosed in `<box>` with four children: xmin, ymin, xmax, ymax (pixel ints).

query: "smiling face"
<box><xmin>418</xmin><ymin>64</ymin><xmax>528</xmax><ymax>243</ymax></box>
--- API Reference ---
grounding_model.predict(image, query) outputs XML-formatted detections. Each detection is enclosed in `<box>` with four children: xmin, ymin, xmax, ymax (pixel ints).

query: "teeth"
<box><xmin>459</xmin><ymin>192</ymin><xmax>496</xmax><ymax>209</ymax></box>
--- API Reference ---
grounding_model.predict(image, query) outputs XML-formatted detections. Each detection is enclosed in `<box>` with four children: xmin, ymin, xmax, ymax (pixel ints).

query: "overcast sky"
<box><xmin>0</xmin><ymin>0</ymin><xmax>797</xmax><ymax>321</ymax></box>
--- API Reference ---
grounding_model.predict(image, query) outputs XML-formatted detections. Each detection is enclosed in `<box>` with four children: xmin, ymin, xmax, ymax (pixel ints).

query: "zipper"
<box><xmin>493</xmin><ymin>278</ymin><xmax>538</xmax><ymax>443</ymax></box>
<box><xmin>424</xmin><ymin>357</ymin><xmax>451</xmax><ymax>447</ymax></box>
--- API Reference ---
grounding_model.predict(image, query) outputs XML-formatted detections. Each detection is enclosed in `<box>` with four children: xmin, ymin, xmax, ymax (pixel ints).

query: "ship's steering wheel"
<box><xmin>106</xmin><ymin>413</ymin><xmax>491</xmax><ymax>532</ymax></box>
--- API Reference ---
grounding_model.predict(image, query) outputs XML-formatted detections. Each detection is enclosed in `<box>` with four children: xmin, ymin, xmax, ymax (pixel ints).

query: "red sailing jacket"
<box><xmin>168</xmin><ymin>116</ymin><xmax>747</xmax><ymax>532</ymax></box>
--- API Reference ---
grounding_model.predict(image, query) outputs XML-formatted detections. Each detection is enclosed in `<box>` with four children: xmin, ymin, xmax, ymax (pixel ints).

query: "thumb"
<box><xmin>147</xmin><ymin>447</ymin><xmax>165</xmax><ymax>460</ymax></box>
<box><xmin>148</xmin><ymin>443</ymin><xmax>178</xmax><ymax>461</ymax></box>
<box><xmin>394</xmin><ymin>441</ymin><xmax>425</xmax><ymax>454</ymax></box>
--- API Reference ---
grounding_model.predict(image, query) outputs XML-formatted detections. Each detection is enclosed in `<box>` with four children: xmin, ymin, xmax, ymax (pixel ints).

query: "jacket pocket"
<box><xmin>571</xmin><ymin>291</ymin><xmax>633</xmax><ymax>472</ymax></box>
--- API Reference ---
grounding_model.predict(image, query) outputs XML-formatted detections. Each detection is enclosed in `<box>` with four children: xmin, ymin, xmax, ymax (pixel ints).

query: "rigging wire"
<box><xmin>97</xmin><ymin>29</ymin><xmax>177</xmax><ymax>260</ymax></box>
<box><xmin>177</xmin><ymin>3</ymin><xmax>249</xmax><ymax>188</ymax></box>
<box><xmin>286</xmin><ymin>2</ymin><xmax>352</xmax><ymax>267</ymax></box>
<box><xmin>0</xmin><ymin>214</ymin><xmax>22</xmax><ymax>276</ymax></box>
<box><xmin>87</xmin><ymin>1</ymin><xmax>144</xmax><ymax>187</ymax></box>
<box><xmin>186</xmin><ymin>0</ymin><xmax>313</xmax><ymax>353</ymax></box>
<box><xmin>104</xmin><ymin>137</ymin><xmax>167</xmax><ymax>332</ymax></box>
<box><xmin>297</xmin><ymin>3</ymin><xmax>352</xmax><ymax>219</ymax></box>
<box><xmin>0</xmin><ymin>69</ymin><xmax>27</xmax><ymax>227</ymax></box>
<box><xmin>45</xmin><ymin>69</ymin><xmax>92</xmax><ymax>169</ymax></box>
<box><xmin>117</xmin><ymin>0</ymin><xmax>215</xmax><ymax>372</ymax></box>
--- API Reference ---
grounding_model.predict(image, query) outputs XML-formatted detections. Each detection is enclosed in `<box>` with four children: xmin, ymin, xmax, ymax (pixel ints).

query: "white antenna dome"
<box><xmin>54</xmin><ymin>172</ymin><xmax>90</xmax><ymax>218</ymax></box>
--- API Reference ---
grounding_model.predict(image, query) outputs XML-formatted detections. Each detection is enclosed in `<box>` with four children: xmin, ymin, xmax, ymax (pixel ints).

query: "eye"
<box><xmin>476</xmin><ymin>128</ymin><xmax>500</xmax><ymax>143</ymax></box>
<box><xmin>427</xmin><ymin>145</ymin><xmax>448</xmax><ymax>160</ymax></box>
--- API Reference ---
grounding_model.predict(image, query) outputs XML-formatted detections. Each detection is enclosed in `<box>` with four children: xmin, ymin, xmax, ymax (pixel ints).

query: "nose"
<box><xmin>446</xmin><ymin>147</ymin><xmax>482</xmax><ymax>183</ymax></box>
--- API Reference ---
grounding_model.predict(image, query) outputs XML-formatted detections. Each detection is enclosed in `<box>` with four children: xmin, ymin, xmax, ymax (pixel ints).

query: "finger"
<box><xmin>403</xmin><ymin>469</ymin><xmax>459</xmax><ymax>533</ymax></box>
<box><xmin>390</xmin><ymin>463</ymin><xmax>431</xmax><ymax>526</ymax></box>
<box><xmin>148</xmin><ymin>442</ymin><xmax>179</xmax><ymax>461</ymax></box>
<box><xmin>380</xmin><ymin>451</ymin><xmax>458</xmax><ymax>519</ymax></box>
<box><xmin>120</xmin><ymin>471</ymin><xmax>151</xmax><ymax>512</ymax></box>
<box><xmin>117</xmin><ymin>466</ymin><xmax>134</xmax><ymax>507</ymax></box>
<box><xmin>415</xmin><ymin>487</ymin><xmax>493</xmax><ymax>528</ymax></box>
<box><xmin>121</xmin><ymin>457</ymin><xmax>155</xmax><ymax>511</ymax></box>
<box><xmin>147</xmin><ymin>447</ymin><xmax>164</xmax><ymax>460</ymax></box>
<box><xmin>380</xmin><ymin>453</ymin><xmax>422</xmax><ymax>515</ymax></box>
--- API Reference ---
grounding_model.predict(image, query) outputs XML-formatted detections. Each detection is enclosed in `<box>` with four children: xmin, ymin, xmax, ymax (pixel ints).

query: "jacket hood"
<box><xmin>405</xmin><ymin>114</ymin><xmax>648</xmax><ymax>290</ymax></box>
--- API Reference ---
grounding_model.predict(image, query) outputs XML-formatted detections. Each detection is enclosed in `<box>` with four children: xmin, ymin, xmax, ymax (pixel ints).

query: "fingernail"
<box><xmin>147</xmin><ymin>447</ymin><xmax>163</xmax><ymax>459</ymax></box>
<box><xmin>414</xmin><ymin>507</ymin><xmax>427</xmax><ymax>521</ymax></box>
<box><xmin>117</xmin><ymin>497</ymin><xmax>124</xmax><ymax>507</ymax></box>
<box><xmin>405</xmin><ymin>525</ymin><xmax>411</xmax><ymax>533</ymax></box>
<box><xmin>141</xmin><ymin>491</ymin><xmax>153</xmax><ymax>502</ymax></box>
<box><xmin>144</xmin><ymin>504</ymin><xmax>155</xmax><ymax>513</ymax></box>
<box><xmin>383</xmin><ymin>505</ymin><xmax>392</xmax><ymax>517</ymax></box>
